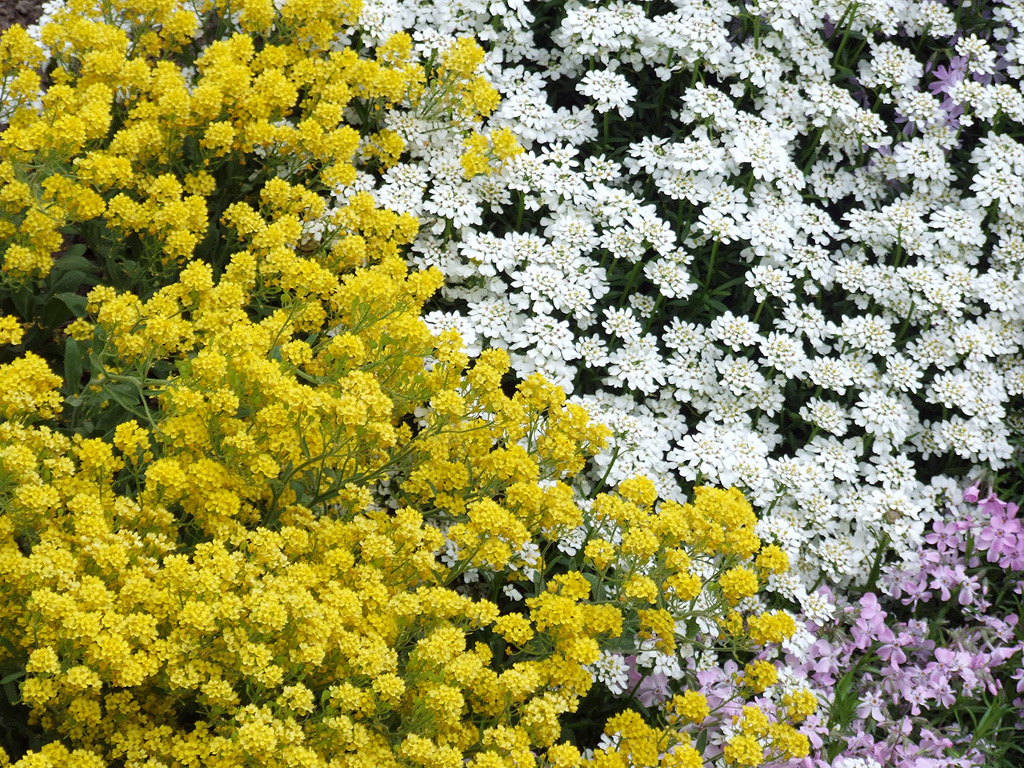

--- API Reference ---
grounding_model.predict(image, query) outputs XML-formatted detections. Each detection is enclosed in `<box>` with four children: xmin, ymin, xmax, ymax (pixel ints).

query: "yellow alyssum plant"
<box><xmin>0</xmin><ymin>268</ymin><xmax>811</xmax><ymax>767</ymax></box>
<box><xmin>0</xmin><ymin>0</ymin><xmax>502</xmax><ymax>290</ymax></box>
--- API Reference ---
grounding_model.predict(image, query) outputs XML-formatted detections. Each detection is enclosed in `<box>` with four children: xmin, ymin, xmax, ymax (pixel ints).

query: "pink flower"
<box><xmin>962</xmin><ymin>479</ymin><xmax>982</xmax><ymax>504</ymax></box>
<box><xmin>623</xmin><ymin>656</ymin><xmax>671</xmax><ymax>708</ymax></box>
<box><xmin>856</xmin><ymin>687</ymin><xmax>887</xmax><ymax>722</ymax></box>
<box><xmin>978</xmin><ymin>513</ymin><xmax>1021</xmax><ymax>564</ymax></box>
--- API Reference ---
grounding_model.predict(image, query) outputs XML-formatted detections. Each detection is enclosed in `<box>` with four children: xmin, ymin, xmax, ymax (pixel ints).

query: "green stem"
<box><xmin>618</xmin><ymin>260</ymin><xmax>646</xmax><ymax>309</ymax></box>
<box><xmin>704</xmin><ymin>239</ymin><xmax>719</xmax><ymax>290</ymax></box>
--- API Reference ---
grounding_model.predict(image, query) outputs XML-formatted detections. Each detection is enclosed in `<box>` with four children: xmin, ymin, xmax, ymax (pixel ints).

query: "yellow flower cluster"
<box><xmin>0</xmin><ymin>1</ymin><xmax>485</xmax><ymax>284</ymax></box>
<box><xmin>578</xmin><ymin>482</ymin><xmax>800</xmax><ymax>652</ymax></box>
<box><xmin>722</xmin><ymin>702</ymin><xmax>812</xmax><ymax>767</ymax></box>
<box><xmin>436</xmin><ymin>38</ymin><xmax>500</xmax><ymax>120</ymax></box>
<box><xmin>0</xmin><ymin>297</ymin><xmax>813</xmax><ymax>768</ymax></box>
<box><xmin>0</xmin><ymin>251</ymin><xmax>591</xmax><ymax>767</ymax></box>
<box><xmin>459</xmin><ymin>128</ymin><xmax>524</xmax><ymax>179</ymax></box>
<box><xmin>0</xmin><ymin>352</ymin><xmax>63</xmax><ymax>421</ymax></box>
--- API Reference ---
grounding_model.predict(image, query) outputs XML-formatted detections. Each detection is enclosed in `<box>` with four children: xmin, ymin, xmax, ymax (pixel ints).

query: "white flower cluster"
<box><xmin>322</xmin><ymin>0</ymin><xmax>1024</xmax><ymax>605</ymax></box>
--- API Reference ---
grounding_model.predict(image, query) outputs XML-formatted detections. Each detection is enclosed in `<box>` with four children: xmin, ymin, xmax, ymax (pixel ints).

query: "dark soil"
<box><xmin>0</xmin><ymin>0</ymin><xmax>45</xmax><ymax>33</ymax></box>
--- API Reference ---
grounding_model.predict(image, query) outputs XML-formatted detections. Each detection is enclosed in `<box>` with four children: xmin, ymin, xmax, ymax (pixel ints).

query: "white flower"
<box><xmin>635</xmin><ymin>645</ymin><xmax>683</xmax><ymax>679</ymax></box>
<box><xmin>853</xmin><ymin>391</ymin><xmax>915</xmax><ymax>445</ymax></box>
<box><xmin>577</xmin><ymin>68</ymin><xmax>638</xmax><ymax>118</ymax></box>
<box><xmin>557</xmin><ymin>526</ymin><xmax>588</xmax><ymax>556</ymax></box>
<box><xmin>804</xmin><ymin>356</ymin><xmax>856</xmax><ymax>395</ymax></box>
<box><xmin>798</xmin><ymin>590</ymin><xmax>835</xmax><ymax>624</ymax></box>
<box><xmin>716</xmin><ymin>356</ymin><xmax>766</xmax><ymax>397</ymax></box>
<box><xmin>708</xmin><ymin>312</ymin><xmax>762</xmax><ymax>351</ymax></box>
<box><xmin>645</xmin><ymin>255</ymin><xmax>697</xmax><ymax>300</ymax></box>
<box><xmin>576</xmin><ymin>334</ymin><xmax>610</xmax><ymax>367</ymax></box>
<box><xmin>759</xmin><ymin>332</ymin><xmax>807</xmax><ymax>377</ymax></box>
<box><xmin>837</xmin><ymin>314</ymin><xmax>896</xmax><ymax>356</ymax></box>
<box><xmin>606</xmin><ymin>335</ymin><xmax>666</xmax><ymax>394</ymax></box>
<box><xmin>588</xmin><ymin>652</ymin><xmax>630</xmax><ymax>695</ymax></box>
<box><xmin>509</xmin><ymin>262</ymin><xmax>566</xmax><ymax>314</ymax></box>
<box><xmin>602</xmin><ymin>307</ymin><xmax>643</xmax><ymax>342</ymax></box>
<box><xmin>798</xmin><ymin>399</ymin><xmax>851</xmax><ymax>437</ymax></box>
<box><xmin>956</xmin><ymin>34</ymin><xmax>998</xmax><ymax>75</ymax></box>
<box><xmin>629</xmin><ymin>294</ymin><xmax>656</xmax><ymax>318</ymax></box>
<box><xmin>511</xmin><ymin>314</ymin><xmax>579</xmax><ymax>364</ymax></box>
<box><xmin>467</xmin><ymin>296</ymin><xmax>523</xmax><ymax>341</ymax></box>
<box><xmin>502</xmin><ymin>584</ymin><xmax>523</xmax><ymax>602</ymax></box>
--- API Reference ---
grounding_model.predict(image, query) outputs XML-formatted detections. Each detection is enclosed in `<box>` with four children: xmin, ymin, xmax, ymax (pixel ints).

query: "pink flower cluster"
<box><xmin>786</xmin><ymin>487</ymin><xmax>1024</xmax><ymax>768</ymax></box>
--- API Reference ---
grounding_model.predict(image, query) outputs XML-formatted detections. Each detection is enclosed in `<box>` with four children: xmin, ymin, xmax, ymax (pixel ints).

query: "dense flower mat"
<box><xmin>0</xmin><ymin>0</ymin><xmax>1022</xmax><ymax>766</ymax></box>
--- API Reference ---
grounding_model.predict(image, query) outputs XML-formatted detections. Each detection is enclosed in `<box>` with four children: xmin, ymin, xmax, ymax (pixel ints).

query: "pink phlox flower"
<box><xmin>980</xmin><ymin>614</ymin><xmax>1018</xmax><ymax>643</ymax></box>
<box><xmin>844</xmin><ymin>727</ymin><xmax>878</xmax><ymax>753</ymax></box>
<box><xmin>623</xmin><ymin>655</ymin><xmax>672</xmax><ymax>708</ymax></box>
<box><xmin>800</xmin><ymin>639</ymin><xmax>841</xmax><ymax>685</ymax></box>
<box><xmin>1012</xmin><ymin>664</ymin><xmax>1024</xmax><ymax>694</ymax></box>
<box><xmin>925</xmin><ymin>519</ymin><xmax>967</xmax><ymax>553</ymax></box>
<box><xmin>934</xmin><ymin>647</ymin><xmax>974</xmax><ymax>673</ymax></box>
<box><xmin>856</xmin><ymin>686</ymin><xmax>888</xmax><ymax>722</ymax></box>
<box><xmin>904</xmin><ymin>619</ymin><xmax>936</xmax><ymax>652</ymax></box>
<box><xmin>877</xmin><ymin>636</ymin><xmax>908</xmax><ymax>670</ymax></box>
<box><xmin>897</xmin><ymin>576</ymin><xmax>933</xmax><ymax>608</ymax></box>
<box><xmin>978</xmin><ymin>490</ymin><xmax>1008</xmax><ymax>518</ymax></box>
<box><xmin>989</xmin><ymin>645</ymin><xmax>1018</xmax><ymax>666</ymax></box>
<box><xmin>948</xmin><ymin>567</ymin><xmax>982</xmax><ymax>607</ymax></box>
<box><xmin>694</xmin><ymin>660</ymin><xmax>735</xmax><ymax>708</ymax></box>
<box><xmin>978</xmin><ymin>513</ymin><xmax>1021</xmax><ymax>564</ymax></box>
<box><xmin>961</xmin><ymin>478</ymin><xmax>982</xmax><ymax>504</ymax></box>
<box><xmin>918</xmin><ymin>727</ymin><xmax>955</xmax><ymax>754</ymax></box>
<box><xmin>926</xmin><ymin>674</ymin><xmax>957</xmax><ymax>708</ymax></box>
<box><xmin>928</xmin><ymin>565</ymin><xmax>961</xmax><ymax>602</ymax></box>
<box><xmin>854</xmin><ymin>593</ymin><xmax>896</xmax><ymax>647</ymax></box>
<box><xmin>799</xmin><ymin>713</ymin><xmax>828</xmax><ymax>750</ymax></box>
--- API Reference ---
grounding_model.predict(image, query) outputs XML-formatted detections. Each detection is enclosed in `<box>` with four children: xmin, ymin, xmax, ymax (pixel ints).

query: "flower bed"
<box><xmin>1</xmin><ymin>0</ymin><xmax>1022</xmax><ymax>765</ymax></box>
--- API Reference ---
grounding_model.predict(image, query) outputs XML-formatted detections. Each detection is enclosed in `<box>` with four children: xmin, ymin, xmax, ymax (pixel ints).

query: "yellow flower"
<box><xmin>0</xmin><ymin>353</ymin><xmax>63</xmax><ymax>420</ymax></box>
<box><xmin>670</xmin><ymin>690</ymin><xmax>709</xmax><ymax>724</ymax></box>
<box><xmin>277</xmin><ymin>683</ymin><xmax>316</xmax><ymax>714</ymax></box>
<box><xmin>741</xmin><ymin>660</ymin><xmax>778</xmax><ymax>694</ymax></box>
<box><xmin>622</xmin><ymin>574</ymin><xmax>658</xmax><ymax>603</ymax></box>
<box><xmin>493</xmin><ymin>614</ymin><xmax>534</xmax><ymax>646</ymax></box>
<box><xmin>755</xmin><ymin>544</ymin><xmax>789</xmax><ymax>574</ymax></box>
<box><xmin>737</xmin><ymin>705</ymin><xmax>771</xmax><ymax>737</ymax></box>
<box><xmin>0</xmin><ymin>316</ymin><xmax>23</xmax><ymax>345</ymax></box>
<box><xmin>747</xmin><ymin>611</ymin><xmax>797</xmax><ymax>645</ymax></box>
<box><xmin>781</xmin><ymin>688</ymin><xmax>818</xmax><ymax>721</ymax></box>
<box><xmin>546</xmin><ymin>743</ymin><xmax>582</xmax><ymax>768</ymax></box>
<box><xmin>718</xmin><ymin>566</ymin><xmax>759</xmax><ymax>605</ymax></box>
<box><xmin>723</xmin><ymin>732</ymin><xmax>764</xmax><ymax>767</ymax></box>
<box><xmin>769</xmin><ymin>722</ymin><xmax>810</xmax><ymax>759</ymax></box>
<box><xmin>584</xmin><ymin>539</ymin><xmax>615</xmax><ymax>570</ymax></box>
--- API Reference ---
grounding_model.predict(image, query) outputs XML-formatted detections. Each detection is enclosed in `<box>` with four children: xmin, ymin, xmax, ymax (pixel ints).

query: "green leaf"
<box><xmin>56</xmin><ymin>292</ymin><xmax>88</xmax><ymax>318</ymax></box>
<box><xmin>60</xmin><ymin>243</ymin><xmax>88</xmax><ymax>262</ymax></box>
<box><xmin>0</xmin><ymin>637</ymin><xmax>19</xmax><ymax>657</ymax></box>
<box><xmin>0</xmin><ymin>670</ymin><xmax>25</xmax><ymax>686</ymax></box>
<box><xmin>10</xmin><ymin>286</ymin><xmax>33</xmax><ymax>319</ymax></box>
<box><xmin>582</xmin><ymin>571</ymin><xmax>603</xmax><ymax>601</ymax></box>
<box><xmin>51</xmin><ymin>269</ymin><xmax>92</xmax><ymax>294</ymax></box>
<box><xmin>2</xmin><ymin>681</ymin><xmax>19</xmax><ymax>705</ymax></box>
<box><xmin>64</xmin><ymin>338</ymin><xmax>83</xmax><ymax>392</ymax></box>
<box><xmin>39</xmin><ymin>296</ymin><xmax>74</xmax><ymax>328</ymax></box>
